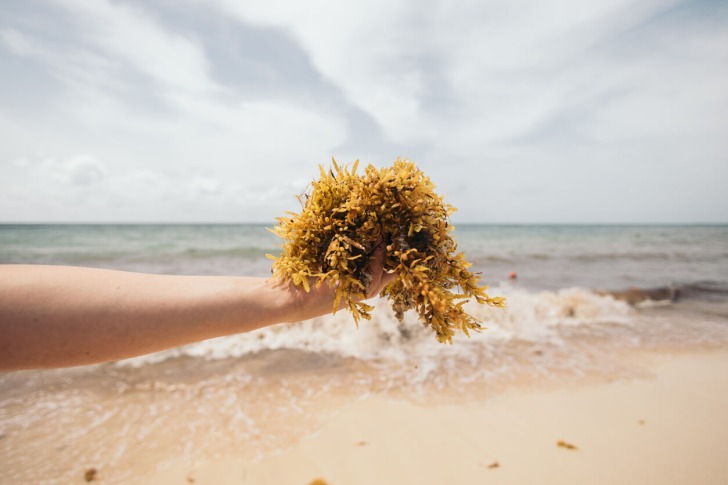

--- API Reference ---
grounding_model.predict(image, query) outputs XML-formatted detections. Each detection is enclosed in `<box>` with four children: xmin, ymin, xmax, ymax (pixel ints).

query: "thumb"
<box><xmin>365</xmin><ymin>238</ymin><xmax>395</xmax><ymax>298</ymax></box>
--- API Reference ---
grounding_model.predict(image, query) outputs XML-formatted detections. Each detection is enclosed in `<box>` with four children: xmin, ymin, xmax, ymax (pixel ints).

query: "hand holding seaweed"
<box><xmin>268</xmin><ymin>158</ymin><xmax>505</xmax><ymax>343</ymax></box>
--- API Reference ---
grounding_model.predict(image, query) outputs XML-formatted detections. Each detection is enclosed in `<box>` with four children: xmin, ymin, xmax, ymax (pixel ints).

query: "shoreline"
<box><xmin>144</xmin><ymin>348</ymin><xmax>728</xmax><ymax>485</ymax></box>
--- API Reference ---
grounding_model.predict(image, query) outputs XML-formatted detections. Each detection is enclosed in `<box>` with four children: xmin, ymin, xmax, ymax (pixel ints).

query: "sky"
<box><xmin>1</xmin><ymin>0</ymin><xmax>726</xmax><ymax>223</ymax></box>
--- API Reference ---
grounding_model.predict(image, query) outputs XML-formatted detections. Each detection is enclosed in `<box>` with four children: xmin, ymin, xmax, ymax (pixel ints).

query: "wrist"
<box><xmin>268</xmin><ymin>277</ymin><xmax>337</xmax><ymax>323</ymax></box>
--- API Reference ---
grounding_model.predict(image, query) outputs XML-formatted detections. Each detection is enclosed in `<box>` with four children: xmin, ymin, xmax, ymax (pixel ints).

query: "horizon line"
<box><xmin>1</xmin><ymin>221</ymin><xmax>727</xmax><ymax>226</ymax></box>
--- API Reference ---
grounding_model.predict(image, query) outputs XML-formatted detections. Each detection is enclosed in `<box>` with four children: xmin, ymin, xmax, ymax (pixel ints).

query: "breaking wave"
<box><xmin>118</xmin><ymin>286</ymin><xmax>634</xmax><ymax>367</ymax></box>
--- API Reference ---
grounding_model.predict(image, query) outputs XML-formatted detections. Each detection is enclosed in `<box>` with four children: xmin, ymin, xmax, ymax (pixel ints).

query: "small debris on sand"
<box><xmin>557</xmin><ymin>440</ymin><xmax>578</xmax><ymax>450</ymax></box>
<box><xmin>84</xmin><ymin>468</ymin><xmax>98</xmax><ymax>482</ymax></box>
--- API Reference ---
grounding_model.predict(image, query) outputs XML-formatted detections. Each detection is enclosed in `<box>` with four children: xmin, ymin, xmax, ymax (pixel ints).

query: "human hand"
<box><xmin>276</xmin><ymin>237</ymin><xmax>395</xmax><ymax>323</ymax></box>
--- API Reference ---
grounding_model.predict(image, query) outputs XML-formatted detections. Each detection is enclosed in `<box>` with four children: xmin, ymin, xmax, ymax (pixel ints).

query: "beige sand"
<box><xmin>145</xmin><ymin>350</ymin><xmax>728</xmax><ymax>485</ymax></box>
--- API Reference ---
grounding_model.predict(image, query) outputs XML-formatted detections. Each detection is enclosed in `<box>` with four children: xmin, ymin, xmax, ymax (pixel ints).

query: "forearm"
<box><xmin>0</xmin><ymin>265</ymin><xmax>299</xmax><ymax>370</ymax></box>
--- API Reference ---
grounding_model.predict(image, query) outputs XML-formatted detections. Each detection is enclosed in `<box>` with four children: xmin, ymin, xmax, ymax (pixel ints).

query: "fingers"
<box><xmin>381</xmin><ymin>268</ymin><xmax>396</xmax><ymax>288</ymax></box>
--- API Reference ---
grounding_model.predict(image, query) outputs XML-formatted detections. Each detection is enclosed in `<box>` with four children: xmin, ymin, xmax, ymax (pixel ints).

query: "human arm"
<box><xmin>0</xmin><ymin>244</ymin><xmax>393</xmax><ymax>370</ymax></box>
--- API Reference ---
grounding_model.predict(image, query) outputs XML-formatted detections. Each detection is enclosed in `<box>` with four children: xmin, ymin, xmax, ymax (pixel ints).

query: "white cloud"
<box><xmin>191</xmin><ymin>177</ymin><xmax>221</xmax><ymax>196</ymax></box>
<box><xmin>7</xmin><ymin>155</ymin><xmax>107</xmax><ymax>189</ymax></box>
<box><xmin>0</xmin><ymin>28</ymin><xmax>38</xmax><ymax>56</ymax></box>
<box><xmin>208</xmin><ymin>0</ymin><xmax>727</xmax><ymax>161</ymax></box>
<box><xmin>51</xmin><ymin>0</ymin><xmax>220</xmax><ymax>97</ymax></box>
<box><xmin>205</xmin><ymin>0</ymin><xmax>428</xmax><ymax>143</ymax></box>
<box><xmin>66</xmin><ymin>155</ymin><xmax>106</xmax><ymax>186</ymax></box>
<box><xmin>0</xmin><ymin>0</ymin><xmax>349</xmax><ymax>221</ymax></box>
<box><xmin>206</xmin><ymin>0</ymin><xmax>637</xmax><ymax>152</ymax></box>
<box><xmin>43</xmin><ymin>0</ymin><xmax>348</xmax><ymax>159</ymax></box>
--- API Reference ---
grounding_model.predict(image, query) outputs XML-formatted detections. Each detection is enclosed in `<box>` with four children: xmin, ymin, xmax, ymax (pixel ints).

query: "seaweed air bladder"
<box><xmin>268</xmin><ymin>158</ymin><xmax>505</xmax><ymax>344</ymax></box>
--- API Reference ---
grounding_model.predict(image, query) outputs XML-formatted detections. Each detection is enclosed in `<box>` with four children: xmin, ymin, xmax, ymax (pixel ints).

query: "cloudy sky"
<box><xmin>1</xmin><ymin>0</ymin><xmax>726</xmax><ymax>223</ymax></box>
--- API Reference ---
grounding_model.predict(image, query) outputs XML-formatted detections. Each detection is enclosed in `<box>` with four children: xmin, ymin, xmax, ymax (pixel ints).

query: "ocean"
<box><xmin>2</xmin><ymin>223</ymin><xmax>728</xmax><ymax>483</ymax></box>
<box><xmin>3</xmin><ymin>223</ymin><xmax>726</xmax><ymax>289</ymax></box>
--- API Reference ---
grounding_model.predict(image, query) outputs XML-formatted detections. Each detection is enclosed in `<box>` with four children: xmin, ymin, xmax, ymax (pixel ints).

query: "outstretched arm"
<box><xmin>0</xmin><ymin>244</ymin><xmax>393</xmax><ymax>370</ymax></box>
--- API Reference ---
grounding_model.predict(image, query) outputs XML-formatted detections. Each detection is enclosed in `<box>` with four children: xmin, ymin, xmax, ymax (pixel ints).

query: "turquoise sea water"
<box><xmin>2</xmin><ymin>223</ymin><xmax>726</xmax><ymax>291</ymax></box>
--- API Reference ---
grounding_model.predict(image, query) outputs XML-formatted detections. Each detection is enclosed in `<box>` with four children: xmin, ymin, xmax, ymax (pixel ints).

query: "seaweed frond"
<box><xmin>270</xmin><ymin>158</ymin><xmax>505</xmax><ymax>343</ymax></box>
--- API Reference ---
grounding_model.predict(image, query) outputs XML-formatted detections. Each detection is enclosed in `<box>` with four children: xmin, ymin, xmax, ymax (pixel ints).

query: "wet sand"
<box><xmin>144</xmin><ymin>349</ymin><xmax>728</xmax><ymax>485</ymax></box>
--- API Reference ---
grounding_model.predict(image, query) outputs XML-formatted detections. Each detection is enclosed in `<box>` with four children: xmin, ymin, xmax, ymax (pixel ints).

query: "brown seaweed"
<box><xmin>84</xmin><ymin>468</ymin><xmax>98</xmax><ymax>482</ymax></box>
<box><xmin>268</xmin><ymin>158</ymin><xmax>505</xmax><ymax>344</ymax></box>
<box><xmin>556</xmin><ymin>440</ymin><xmax>578</xmax><ymax>450</ymax></box>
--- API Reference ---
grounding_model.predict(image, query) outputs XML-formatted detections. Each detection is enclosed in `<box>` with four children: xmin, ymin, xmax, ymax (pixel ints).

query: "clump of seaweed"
<box><xmin>268</xmin><ymin>158</ymin><xmax>505</xmax><ymax>343</ymax></box>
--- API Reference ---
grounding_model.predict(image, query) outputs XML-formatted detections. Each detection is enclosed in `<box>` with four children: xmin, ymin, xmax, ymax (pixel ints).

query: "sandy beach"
<box><xmin>140</xmin><ymin>349</ymin><xmax>728</xmax><ymax>485</ymax></box>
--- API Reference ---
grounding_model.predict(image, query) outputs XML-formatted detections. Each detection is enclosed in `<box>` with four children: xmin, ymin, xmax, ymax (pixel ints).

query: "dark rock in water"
<box><xmin>599</xmin><ymin>285</ymin><xmax>681</xmax><ymax>305</ymax></box>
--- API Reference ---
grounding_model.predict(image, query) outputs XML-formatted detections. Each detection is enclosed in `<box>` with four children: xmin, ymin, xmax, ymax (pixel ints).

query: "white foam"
<box><xmin>117</xmin><ymin>286</ymin><xmax>633</xmax><ymax>368</ymax></box>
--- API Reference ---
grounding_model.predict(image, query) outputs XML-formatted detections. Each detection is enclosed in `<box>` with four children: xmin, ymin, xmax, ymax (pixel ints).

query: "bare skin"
<box><xmin>0</xmin><ymin>243</ymin><xmax>394</xmax><ymax>371</ymax></box>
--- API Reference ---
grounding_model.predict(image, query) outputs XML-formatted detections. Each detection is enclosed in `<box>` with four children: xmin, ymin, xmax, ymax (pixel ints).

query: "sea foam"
<box><xmin>118</xmin><ymin>286</ymin><xmax>632</xmax><ymax>368</ymax></box>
